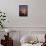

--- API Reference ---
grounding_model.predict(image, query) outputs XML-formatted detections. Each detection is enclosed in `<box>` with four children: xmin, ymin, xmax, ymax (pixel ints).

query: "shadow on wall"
<box><xmin>13</xmin><ymin>40</ymin><xmax>21</xmax><ymax>46</ymax></box>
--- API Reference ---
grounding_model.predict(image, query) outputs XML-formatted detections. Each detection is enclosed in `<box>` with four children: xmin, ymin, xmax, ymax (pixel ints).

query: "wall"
<box><xmin>0</xmin><ymin>0</ymin><xmax>46</xmax><ymax>46</ymax></box>
<box><xmin>0</xmin><ymin>0</ymin><xmax>46</xmax><ymax>27</ymax></box>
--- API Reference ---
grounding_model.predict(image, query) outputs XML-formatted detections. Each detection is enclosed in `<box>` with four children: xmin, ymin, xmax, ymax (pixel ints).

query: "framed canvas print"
<box><xmin>19</xmin><ymin>5</ymin><xmax>28</xmax><ymax>17</ymax></box>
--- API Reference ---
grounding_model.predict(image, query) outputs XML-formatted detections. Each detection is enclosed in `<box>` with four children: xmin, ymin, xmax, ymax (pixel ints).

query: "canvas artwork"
<box><xmin>19</xmin><ymin>5</ymin><xmax>28</xmax><ymax>16</ymax></box>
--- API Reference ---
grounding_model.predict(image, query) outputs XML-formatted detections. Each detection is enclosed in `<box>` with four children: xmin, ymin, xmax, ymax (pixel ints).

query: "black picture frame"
<box><xmin>19</xmin><ymin>5</ymin><xmax>28</xmax><ymax>17</ymax></box>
